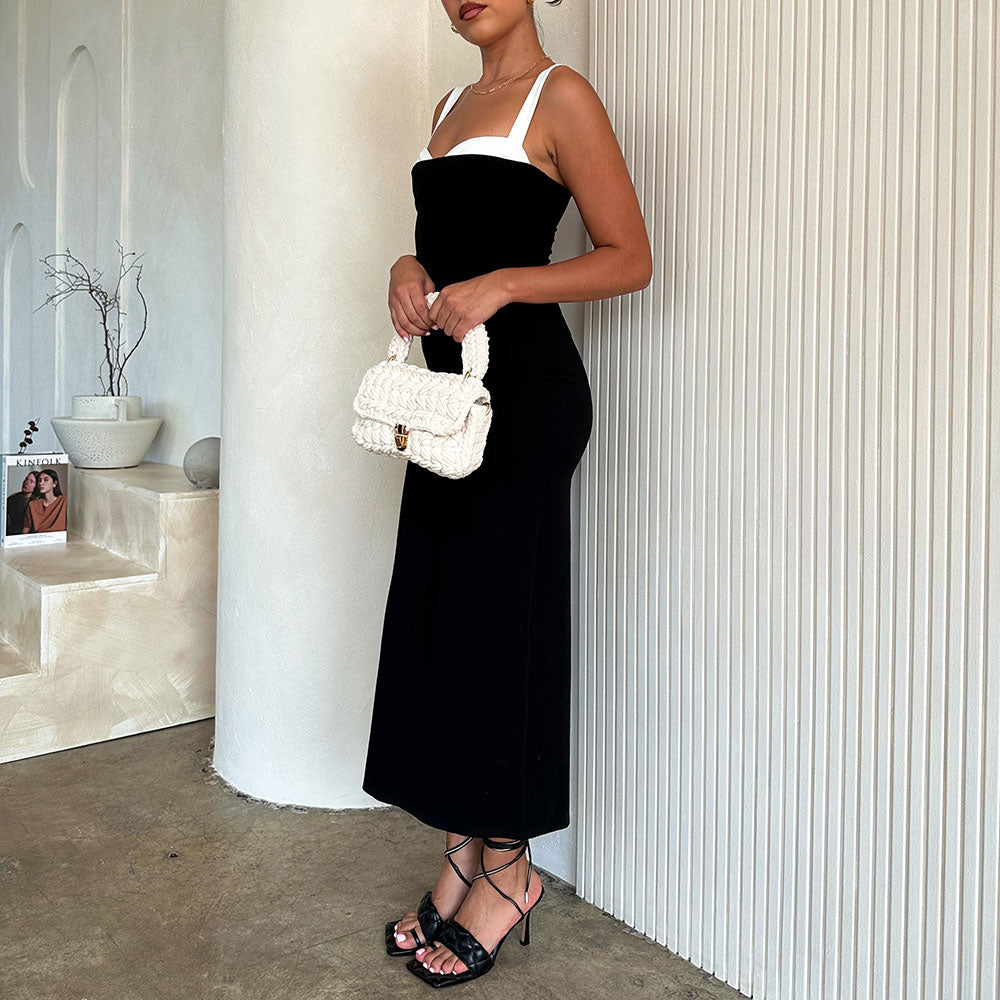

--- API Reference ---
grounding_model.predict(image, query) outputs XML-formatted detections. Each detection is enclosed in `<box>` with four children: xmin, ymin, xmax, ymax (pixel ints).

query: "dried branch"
<box><xmin>17</xmin><ymin>419</ymin><xmax>39</xmax><ymax>455</ymax></box>
<box><xmin>35</xmin><ymin>242</ymin><xmax>149</xmax><ymax>396</ymax></box>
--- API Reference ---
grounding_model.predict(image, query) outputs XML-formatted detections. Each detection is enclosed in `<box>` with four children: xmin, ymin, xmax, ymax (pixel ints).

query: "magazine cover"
<box><xmin>1</xmin><ymin>453</ymin><xmax>70</xmax><ymax>548</ymax></box>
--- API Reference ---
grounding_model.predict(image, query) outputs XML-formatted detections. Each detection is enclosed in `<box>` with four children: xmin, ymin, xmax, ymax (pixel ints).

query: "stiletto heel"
<box><xmin>384</xmin><ymin>834</ymin><xmax>477</xmax><ymax>957</ymax></box>
<box><xmin>406</xmin><ymin>835</ymin><xmax>544</xmax><ymax>987</ymax></box>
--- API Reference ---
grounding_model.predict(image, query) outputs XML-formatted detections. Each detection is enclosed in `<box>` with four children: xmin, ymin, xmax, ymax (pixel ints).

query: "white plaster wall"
<box><xmin>126</xmin><ymin>0</ymin><xmax>224</xmax><ymax>464</ymax></box>
<box><xmin>0</xmin><ymin>0</ymin><xmax>223</xmax><ymax>464</ymax></box>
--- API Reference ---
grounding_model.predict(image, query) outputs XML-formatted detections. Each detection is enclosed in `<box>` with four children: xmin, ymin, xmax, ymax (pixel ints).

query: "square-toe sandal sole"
<box><xmin>385</xmin><ymin>921</ymin><xmax>418</xmax><ymax>956</ymax></box>
<box><xmin>405</xmin><ymin>956</ymin><xmax>483</xmax><ymax>988</ymax></box>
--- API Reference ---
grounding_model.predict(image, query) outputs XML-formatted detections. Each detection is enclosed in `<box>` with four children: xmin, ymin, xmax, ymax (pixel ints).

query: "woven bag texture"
<box><xmin>351</xmin><ymin>291</ymin><xmax>493</xmax><ymax>479</ymax></box>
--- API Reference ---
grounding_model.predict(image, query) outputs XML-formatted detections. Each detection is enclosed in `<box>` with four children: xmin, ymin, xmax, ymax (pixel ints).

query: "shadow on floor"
<box><xmin>0</xmin><ymin>719</ymin><xmax>743</xmax><ymax>1000</ymax></box>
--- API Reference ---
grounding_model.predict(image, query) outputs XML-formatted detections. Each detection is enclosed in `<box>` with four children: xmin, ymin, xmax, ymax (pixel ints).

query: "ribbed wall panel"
<box><xmin>577</xmin><ymin>3</ymin><xmax>999</xmax><ymax>999</ymax></box>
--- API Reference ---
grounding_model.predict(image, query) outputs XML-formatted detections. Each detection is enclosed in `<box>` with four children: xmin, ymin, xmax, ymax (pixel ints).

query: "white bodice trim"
<box><xmin>417</xmin><ymin>63</ymin><xmax>564</xmax><ymax>165</ymax></box>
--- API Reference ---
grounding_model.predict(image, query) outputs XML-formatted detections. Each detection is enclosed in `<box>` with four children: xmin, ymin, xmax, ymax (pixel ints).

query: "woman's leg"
<box><xmin>415</xmin><ymin>835</ymin><xmax>544</xmax><ymax>975</ymax></box>
<box><xmin>392</xmin><ymin>832</ymin><xmax>483</xmax><ymax>949</ymax></box>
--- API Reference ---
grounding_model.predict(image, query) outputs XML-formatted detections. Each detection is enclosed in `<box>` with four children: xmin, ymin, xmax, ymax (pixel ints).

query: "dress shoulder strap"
<box><xmin>507</xmin><ymin>63</ymin><xmax>564</xmax><ymax>147</ymax></box>
<box><xmin>432</xmin><ymin>84</ymin><xmax>467</xmax><ymax>134</ymax></box>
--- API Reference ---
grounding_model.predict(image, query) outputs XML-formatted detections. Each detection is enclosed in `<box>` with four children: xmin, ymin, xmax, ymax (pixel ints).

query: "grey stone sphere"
<box><xmin>183</xmin><ymin>436</ymin><xmax>221</xmax><ymax>489</ymax></box>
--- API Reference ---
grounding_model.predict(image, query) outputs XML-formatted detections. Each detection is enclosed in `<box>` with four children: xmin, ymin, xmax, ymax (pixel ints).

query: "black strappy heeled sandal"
<box><xmin>405</xmin><ymin>835</ymin><xmax>545</xmax><ymax>988</ymax></box>
<box><xmin>384</xmin><ymin>835</ymin><xmax>478</xmax><ymax>957</ymax></box>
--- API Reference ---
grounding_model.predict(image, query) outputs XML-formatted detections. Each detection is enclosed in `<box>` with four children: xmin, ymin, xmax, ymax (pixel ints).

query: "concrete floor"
<box><xmin>1</xmin><ymin>720</ymin><xmax>744</xmax><ymax>1000</ymax></box>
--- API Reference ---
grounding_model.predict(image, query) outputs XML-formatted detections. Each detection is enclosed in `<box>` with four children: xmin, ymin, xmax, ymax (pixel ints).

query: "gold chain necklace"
<box><xmin>470</xmin><ymin>54</ymin><xmax>550</xmax><ymax>95</ymax></box>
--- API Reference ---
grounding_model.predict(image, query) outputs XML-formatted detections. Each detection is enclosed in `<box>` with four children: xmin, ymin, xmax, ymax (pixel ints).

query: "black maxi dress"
<box><xmin>362</xmin><ymin>64</ymin><xmax>593</xmax><ymax>840</ymax></box>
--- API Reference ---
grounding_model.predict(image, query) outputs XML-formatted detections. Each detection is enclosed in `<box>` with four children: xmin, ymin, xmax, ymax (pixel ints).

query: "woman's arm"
<box><xmin>428</xmin><ymin>67</ymin><xmax>652</xmax><ymax>340</ymax></box>
<box><xmin>502</xmin><ymin>66</ymin><xmax>653</xmax><ymax>302</ymax></box>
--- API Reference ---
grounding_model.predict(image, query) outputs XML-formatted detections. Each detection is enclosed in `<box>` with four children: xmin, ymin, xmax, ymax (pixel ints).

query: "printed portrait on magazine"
<box><xmin>2</xmin><ymin>454</ymin><xmax>70</xmax><ymax>547</ymax></box>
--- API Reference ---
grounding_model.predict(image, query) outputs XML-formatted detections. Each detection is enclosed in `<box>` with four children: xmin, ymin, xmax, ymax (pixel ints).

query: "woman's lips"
<box><xmin>459</xmin><ymin>3</ymin><xmax>486</xmax><ymax>19</ymax></box>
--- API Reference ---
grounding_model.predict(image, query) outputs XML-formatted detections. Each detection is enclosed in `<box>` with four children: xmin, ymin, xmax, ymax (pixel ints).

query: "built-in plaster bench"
<box><xmin>0</xmin><ymin>462</ymin><xmax>217</xmax><ymax>763</ymax></box>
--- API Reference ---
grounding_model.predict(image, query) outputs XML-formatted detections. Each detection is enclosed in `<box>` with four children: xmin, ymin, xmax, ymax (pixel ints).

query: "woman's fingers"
<box><xmin>425</xmin><ymin>289</ymin><xmax>476</xmax><ymax>341</ymax></box>
<box><xmin>407</xmin><ymin>289</ymin><xmax>435</xmax><ymax>331</ymax></box>
<box><xmin>412</xmin><ymin>290</ymin><xmax>434</xmax><ymax>329</ymax></box>
<box><xmin>388</xmin><ymin>256</ymin><xmax>436</xmax><ymax>337</ymax></box>
<box><xmin>431</xmin><ymin>291</ymin><xmax>473</xmax><ymax>342</ymax></box>
<box><xmin>397</xmin><ymin>295</ymin><xmax>432</xmax><ymax>337</ymax></box>
<box><xmin>445</xmin><ymin>308</ymin><xmax>467</xmax><ymax>342</ymax></box>
<box><xmin>397</xmin><ymin>293</ymin><xmax>429</xmax><ymax>335</ymax></box>
<box><xmin>435</xmin><ymin>299</ymin><xmax>456</xmax><ymax>338</ymax></box>
<box><xmin>390</xmin><ymin>303</ymin><xmax>421</xmax><ymax>339</ymax></box>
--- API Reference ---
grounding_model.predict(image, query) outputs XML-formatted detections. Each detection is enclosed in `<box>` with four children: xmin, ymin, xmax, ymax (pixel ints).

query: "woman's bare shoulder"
<box><xmin>430</xmin><ymin>89</ymin><xmax>455</xmax><ymax>132</ymax></box>
<box><xmin>542</xmin><ymin>64</ymin><xmax>605</xmax><ymax>115</ymax></box>
<box><xmin>540</xmin><ymin>65</ymin><xmax>615</xmax><ymax>150</ymax></box>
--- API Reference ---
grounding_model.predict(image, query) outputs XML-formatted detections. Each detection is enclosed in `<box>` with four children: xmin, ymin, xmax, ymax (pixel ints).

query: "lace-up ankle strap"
<box><xmin>473</xmin><ymin>836</ymin><xmax>534</xmax><ymax>914</ymax></box>
<box><xmin>443</xmin><ymin>834</ymin><xmax>477</xmax><ymax>888</ymax></box>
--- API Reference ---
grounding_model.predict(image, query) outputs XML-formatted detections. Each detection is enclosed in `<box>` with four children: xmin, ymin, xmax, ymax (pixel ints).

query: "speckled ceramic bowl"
<box><xmin>51</xmin><ymin>395</ymin><xmax>162</xmax><ymax>469</ymax></box>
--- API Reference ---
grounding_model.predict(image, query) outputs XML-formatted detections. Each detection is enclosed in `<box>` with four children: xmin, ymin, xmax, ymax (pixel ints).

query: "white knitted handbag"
<box><xmin>351</xmin><ymin>291</ymin><xmax>492</xmax><ymax>479</ymax></box>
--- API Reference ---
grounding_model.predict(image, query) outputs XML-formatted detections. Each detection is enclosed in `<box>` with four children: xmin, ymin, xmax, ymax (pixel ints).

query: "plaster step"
<box><xmin>68</xmin><ymin>461</ymin><xmax>214</xmax><ymax>572</ymax></box>
<box><xmin>0</xmin><ymin>640</ymin><xmax>35</xmax><ymax>684</ymax></box>
<box><xmin>0</xmin><ymin>532</ymin><xmax>158</xmax><ymax>669</ymax></box>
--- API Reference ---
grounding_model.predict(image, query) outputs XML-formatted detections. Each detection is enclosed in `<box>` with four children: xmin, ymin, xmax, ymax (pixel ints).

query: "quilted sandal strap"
<box><xmin>444</xmin><ymin>834</ymin><xmax>476</xmax><ymax>888</ymax></box>
<box><xmin>436</xmin><ymin>917</ymin><xmax>495</xmax><ymax>977</ymax></box>
<box><xmin>414</xmin><ymin>889</ymin><xmax>444</xmax><ymax>947</ymax></box>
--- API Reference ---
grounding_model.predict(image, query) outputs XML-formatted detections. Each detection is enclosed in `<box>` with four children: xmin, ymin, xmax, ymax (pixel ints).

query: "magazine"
<box><xmin>1</xmin><ymin>453</ymin><xmax>70</xmax><ymax>547</ymax></box>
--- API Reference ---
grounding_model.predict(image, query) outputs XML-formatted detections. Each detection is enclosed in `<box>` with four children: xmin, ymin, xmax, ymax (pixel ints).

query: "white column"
<box><xmin>214</xmin><ymin>0</ymin><xmax>428</xmax><ymax>806</ymax></box>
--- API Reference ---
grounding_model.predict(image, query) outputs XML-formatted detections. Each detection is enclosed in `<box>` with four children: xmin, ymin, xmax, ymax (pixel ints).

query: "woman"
<box><xmin>6</xmin><ymin>470</ymin><xmax>38</xmax><ymax>538</ymax></box>
<box><xmin>21</xmin><ymin>468</ymin><xmax>66</xmax><ymax>533</ymax></box>
<box><xmin>361</xmin><ymin>0</ymin><xmax>651</xmax><ymax>987</ymax></box>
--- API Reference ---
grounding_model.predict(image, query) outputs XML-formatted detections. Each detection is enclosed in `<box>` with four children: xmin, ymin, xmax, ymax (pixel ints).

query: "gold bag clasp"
<box><xmin>393</xmin><ymin>423</ymin><xmax>409</xmax><ymax>450</ymax></box>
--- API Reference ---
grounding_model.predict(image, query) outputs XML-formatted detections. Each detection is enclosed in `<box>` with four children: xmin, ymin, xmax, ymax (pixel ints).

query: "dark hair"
<box><xmin>36</xmin><ymin>467</ymin><xmax>63</xmax><ymax>497</ymax></box>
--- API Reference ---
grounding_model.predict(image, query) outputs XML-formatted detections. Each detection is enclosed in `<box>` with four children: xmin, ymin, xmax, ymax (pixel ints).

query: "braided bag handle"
<box><xmin>385</xmin><ymin>291</ymin><xmax>490</xmax><ymax>378</ymax></box>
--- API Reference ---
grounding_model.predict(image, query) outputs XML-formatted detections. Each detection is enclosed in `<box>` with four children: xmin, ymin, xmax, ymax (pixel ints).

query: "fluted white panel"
<box><xmin>578</xmin><ymin>3</ymin><xmax>999</xmax><ymax>999</ymax></box>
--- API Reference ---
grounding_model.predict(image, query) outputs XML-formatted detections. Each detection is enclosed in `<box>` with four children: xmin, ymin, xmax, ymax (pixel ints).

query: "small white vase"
<box><xmin>51</xmin><ymin>395</ymin><xmax>163</xmax><ymax>469</ymax></box>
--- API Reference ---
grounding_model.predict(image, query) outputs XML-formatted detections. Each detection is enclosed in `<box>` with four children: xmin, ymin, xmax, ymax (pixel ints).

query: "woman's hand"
<box><xmin>388</xmin><ymin>255</ymin><xmax>435</xmax><ymax>340</ymax></box>
<box><xmin>427</xmin><ymin>271</ymin><xmax>511</xmax><ymax>342</ymax></box>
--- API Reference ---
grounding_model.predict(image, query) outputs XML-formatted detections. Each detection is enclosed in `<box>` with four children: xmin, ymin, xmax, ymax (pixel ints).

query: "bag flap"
<box><xmin>353</xmin><ymin>361</ymin><xmax>489</xmax><ymax>436</ymax></box>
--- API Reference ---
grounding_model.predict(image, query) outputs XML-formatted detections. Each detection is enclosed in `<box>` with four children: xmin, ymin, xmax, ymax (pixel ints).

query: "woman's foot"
<box><xmin>415</xmin><ymin>838</ymin><xmax>544</xmax><ymax>975</ymax></box>
<box><xmin>393</xmin><ymin>833</ymin><xmax>482</xmax><ymax>950</ymax></box>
